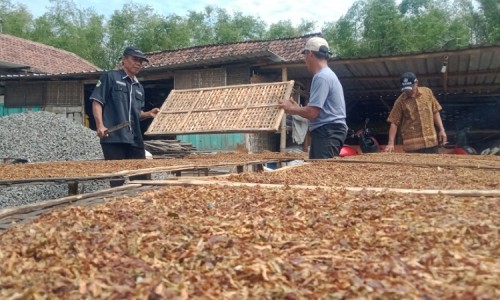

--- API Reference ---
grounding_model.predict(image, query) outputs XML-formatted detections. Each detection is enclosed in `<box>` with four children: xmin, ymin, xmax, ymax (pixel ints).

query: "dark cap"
<box><xmin>400</xmin><ymin>72</ymin><xmax>417</xmax><ymax>92</ymax></box>
<box><xmin>123</xmin><ymin>46</ymin><xmax>149</xmax><ymax>63</ymax></box>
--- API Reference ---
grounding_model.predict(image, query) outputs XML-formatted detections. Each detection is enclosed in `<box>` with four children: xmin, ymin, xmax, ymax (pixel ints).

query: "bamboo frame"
<box><xmin>145</xmin><ymin>81</ymin><xmax>294</xmax><ymax>135</ymax></box>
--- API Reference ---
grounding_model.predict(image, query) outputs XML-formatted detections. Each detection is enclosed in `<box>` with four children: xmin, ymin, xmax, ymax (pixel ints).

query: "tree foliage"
<box><xmin>0</xmin><ymin>0</ymin><xmax>33</xmax><ymax>37</ymax></box>
<box><xmin>324</xmin><ymin>0</ymin><xmax>498</xmax><ymax>57</ymax></box>
<box><xmin>476</xmin><ymin>0</ymin><xmax>500</xmax><ymax>42</ymax></box>
<box><xmin>1</xmin><ymin>0</ymin><xmax>498</xmax><ymax>68</ymax></box>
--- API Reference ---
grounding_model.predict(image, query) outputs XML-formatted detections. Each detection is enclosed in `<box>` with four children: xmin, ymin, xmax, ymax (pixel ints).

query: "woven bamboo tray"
<box><xmin>145</xmin><ymin>81</ymin><xmax>294</xmax><ymax>135</ymax></box>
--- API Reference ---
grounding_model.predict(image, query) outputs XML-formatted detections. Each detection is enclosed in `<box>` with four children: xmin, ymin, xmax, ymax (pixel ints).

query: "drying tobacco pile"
<box><xmin>227</xmin><ymin>162</ymin><xmax>499</xmax><ymax>190</ymax></box>
<box><xmin>338</xmin><ymin>153</ymin><xmax>500</xmax><ymax>169</ymax></box>
<box><xmin>0</xmin><ymin>152</ymin><xmax>306</xmax><ymax>181</ymax></box>
<box><xmin>0</xmin><ymin>185</ymin><xmax>498</xmax><ymax>299</ymax></box>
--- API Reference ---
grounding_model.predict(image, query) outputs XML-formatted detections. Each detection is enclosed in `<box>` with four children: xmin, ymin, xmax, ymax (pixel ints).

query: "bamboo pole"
<box><xmin>280</xmin><ymin>65</ymin><xmax>288</xmax><ymax>153</ymax></box>
<box><xmin>0</xmin><ymin>184</ymin><xmax>143</xmax><ymax>219</ymax></box>
<box><xmin>131</xmin><ymin>179</ymin><xmax>500</xmax><ymax>198</ymax></box>
<box><xmin>305</xmin><ymin>157</ymin><xmax>500</xmax><ymax>170</ymax></box>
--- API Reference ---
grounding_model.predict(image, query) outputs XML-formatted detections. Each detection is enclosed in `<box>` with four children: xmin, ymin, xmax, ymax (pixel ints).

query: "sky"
<box><xmin>13</xmin><ymin>0</ymin><xmax>357</xmax><ymax>31</ymax></box>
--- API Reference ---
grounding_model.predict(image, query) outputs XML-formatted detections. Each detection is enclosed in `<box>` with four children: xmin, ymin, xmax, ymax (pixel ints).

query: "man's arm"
<box><xmin>92</xmin><ymin>101</ymin><xmax>107</xmax><ymax>138</ymax></box>
<box><xmin>140</xmin><ymin>108</ymin><xmax>160</xmax><ymax>120</ymax></box>
<box><xmin>384</xmin><ymin>123</ymin><xmax>398</xmax><ymax>152</ymax></box>
<box><xmin>278</xmin><ymin>97</ymin><xmax>320</xmax><ymax>120</ymax></box>
<box><xmin>433</xmin><ymin>111</ymin><xmax>447</xmax><ymax>145</ymax></box>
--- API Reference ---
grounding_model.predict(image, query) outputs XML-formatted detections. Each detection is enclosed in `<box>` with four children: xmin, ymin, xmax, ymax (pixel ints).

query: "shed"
<box><xmin>0</xmin><ymin>33</ymin><xmax>101</xmax><ymax>122</ymax></box>
<box><xmin>1</xmin><ymin>34</ymin><xmax>499</xmax><ymax>152</ymax></box>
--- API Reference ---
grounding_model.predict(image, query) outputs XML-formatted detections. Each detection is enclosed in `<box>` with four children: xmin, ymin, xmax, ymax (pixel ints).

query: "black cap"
<box><xmin>400</xmin><ymin>72</ymin><xmax>417</xmax><ymax>92</ymax></box>
<box><xmin>123</xmin><ymin>46</ymin><xmax>149</xmax><ymax>63</ymax></box>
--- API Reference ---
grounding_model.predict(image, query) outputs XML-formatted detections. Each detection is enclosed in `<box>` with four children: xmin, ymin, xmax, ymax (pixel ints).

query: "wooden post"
<box><xmin>280</xmin><ymin>65</ymin><xmax>288</xmax><ymax>153</ymax></box>
<box><xmin>68</xmin><ymin>181</ymin><xmax>78</xmax><ymax>196</ymax></box>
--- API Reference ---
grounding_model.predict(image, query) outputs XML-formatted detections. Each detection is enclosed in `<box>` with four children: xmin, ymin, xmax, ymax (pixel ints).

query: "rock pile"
<box><xmin>0</xmin><ymin>111</ymin><xmax>103</xmax><ymax>162</ymax></box>
<box><xmin>0</xmin><ymin>111</ymin><xmax>107</xmax><ymax>208</ymax></box>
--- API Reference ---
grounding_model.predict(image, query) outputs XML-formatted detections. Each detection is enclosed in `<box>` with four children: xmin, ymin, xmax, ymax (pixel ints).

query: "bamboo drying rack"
<box><xmin>145</xmin><ymin>81</ymin><xmax>295</xmax><ymax>135</ymax></box>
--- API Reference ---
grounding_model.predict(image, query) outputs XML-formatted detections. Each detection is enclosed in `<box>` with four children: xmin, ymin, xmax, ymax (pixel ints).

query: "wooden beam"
<box><xmin>68</xmin><ymin>181</ymin><xmax>79</xmax><ymax>196</ymax></box>
<box><xmin>280</xmin><ymin>65</ymin><xmax>288</xmax><ymax>153</ymax></box>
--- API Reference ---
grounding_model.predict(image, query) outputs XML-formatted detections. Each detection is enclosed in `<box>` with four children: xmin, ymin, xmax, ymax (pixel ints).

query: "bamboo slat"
<box><xmin>0</xmin><ymin>184</ymin><xmax>143</xmax><ymax>219</ymax></box>
<box><xmin>131</xmin><ymin>179</ymin><xmax>500</xmax><ymax>197</ymax></box>
<box><xmin>307</xmin><ymin>158</ymin><xmax>500</xmax><ymax>170</ymax></box>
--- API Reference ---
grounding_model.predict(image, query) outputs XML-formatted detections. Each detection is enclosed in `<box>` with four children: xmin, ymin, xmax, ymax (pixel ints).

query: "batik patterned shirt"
<box><xmin>387</xmin><ymin>87</ymin><xmax>442</xmax><ymax>151</ymax></box>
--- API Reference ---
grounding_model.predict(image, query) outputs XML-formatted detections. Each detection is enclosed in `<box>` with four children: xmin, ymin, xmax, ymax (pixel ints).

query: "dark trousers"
<box><xmin>406</xmin><ymin>146</ymin><xmax>439</xmax><ymax>154</ymax></box>
<box><xmin>309</xmin><ymin>123</ymin><xmax>347</xmax><ymax>159</ymax></box>
<box><xmin>101</xmin><ymin>143</ymin><xmax>148</xmax><ymax>187</ymax></box>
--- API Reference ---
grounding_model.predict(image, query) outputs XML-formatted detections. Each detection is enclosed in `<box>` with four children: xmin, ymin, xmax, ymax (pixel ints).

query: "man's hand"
<box><xmin>149</xmin><ymin>108</ymin><xmax>160</xmax><ymax>118</ymax></box>
<box><xmin>438</xmin><ymin>130</ymin><xmax>447</xmax><ymax>145</ymax></box>
<box><xmin>384</xmin><ymin>144</ymin><xmax>395</xmax><ymax>153</ymax></box>
<box><xmin>278</xmin><ymin>97</ymin><xmax>299</xmax><ymax>114</ymax></box>
<box><xmin>141</xmin><ymin>108</ymin><xmax>161</xmax><ymax>120</ymax></box>
<box><xmin>96</xmin><ymin>125</ymin><xmax>108</xmax><ymax>138</ymax></box>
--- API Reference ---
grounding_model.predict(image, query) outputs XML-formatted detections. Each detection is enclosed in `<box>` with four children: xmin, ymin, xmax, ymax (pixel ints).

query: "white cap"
<box><xmin>303</xmin><ymin>37</ymin><xmax>330</xmax><ymax>53</ymax></box>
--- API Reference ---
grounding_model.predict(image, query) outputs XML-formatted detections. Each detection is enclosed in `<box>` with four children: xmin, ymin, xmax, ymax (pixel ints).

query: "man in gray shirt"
<box><xmin>279</xmin><ymin>37</ymin><xmax>347</xmax><ymax>159</ymax></box>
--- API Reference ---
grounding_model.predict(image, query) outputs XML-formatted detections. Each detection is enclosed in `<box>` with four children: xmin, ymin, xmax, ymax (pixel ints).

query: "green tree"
<box><xmin>477</xmin><ymin>0</ymin><xmax>500</xmax><ymax>42</ymax></box>
<box><xmin>399</xmin><ymin>1</ymin><xmax>454</xmax><ymax>50</ymax></box>
<box><xmin>361</xmin><ymin>0</ymin><xmax>407</xmax><ymax>55</ymax></box>
<box><xmin>399</xmin><ymin>0</ymin><xmax>432</xmax><ymax>15</ymax></box>
<box><xmin>0</xmin><ymin>0</ymin><xmax>33</xmax><ymax>37</ymax></box>
<box><xmin>448</xmin><ymin>0</ymin><xmax>481</xmax><ymax>45</ymax></box>
<box><xmin>214</xmin><ymin>10</ymin><xmax>266</xmax><ymax>43</ymax></box>
<box><xmin>161</xmin><ymin>15</ymin><xmax>193</xmax><ymax>49</ymax></box>
<box><xmin>323</xmin><ymin>1</ymin><xmax>366</xmax><ymax>56</ymax></box>
<box><xmin>265</xmin><ymin>20</ymin><xmax>315</xmax><ymax>39</ymax></box>
<box><xmin>185</xmin><ymin>7</ymin><xmax>217</xmax><ymax>46</ymax></box>
<box><xmin>28</xmin><ymin>0</ymin><xmax>107</xmax><ymax>68</ymax></box>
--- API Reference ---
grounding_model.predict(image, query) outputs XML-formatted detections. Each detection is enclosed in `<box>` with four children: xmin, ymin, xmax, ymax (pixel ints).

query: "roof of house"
<box><xmin>0</xmin><ymin>33</ymin><xmax>101</xmax><ymax>74</ymax></box>
<box><xmin>1</xmin><ymin>33</ymin><xmax>498</xmax><ymax>101</ymax></box>
<box><xmin>145</xmin><ymin>34</ymin><xmax>316</xmax><ymax>68</ymax></box>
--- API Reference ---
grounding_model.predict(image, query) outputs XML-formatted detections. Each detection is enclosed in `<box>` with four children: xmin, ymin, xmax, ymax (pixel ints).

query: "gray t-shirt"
<box><xmin>308</xmin><ymin>67</ymin><xmax>347</xmax><ymax>131</ymax></box>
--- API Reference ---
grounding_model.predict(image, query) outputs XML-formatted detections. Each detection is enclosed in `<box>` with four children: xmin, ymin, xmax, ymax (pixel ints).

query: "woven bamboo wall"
<box><xmin>227</xmin><ymin>66</ymin><xmax>250</xmax><ymax>85</ymax></box>
<box><xmin>146</xmin><ymin>81</ymin><xmax>294</xmax><ymax>136</ymax></box>
<box><xmin>46</xmin><ymin>82</ymin><xmax>82</xmax><ymax>106</ymax></box>
<box><xmin>4</xmin><ymin>82</ymin><xmax>45</xmax><ymax>107</ymax></box>
<box><xmin>174</xmin><ymin>69</ymin><xmax>226</xmax><ymax>90</ymax></box>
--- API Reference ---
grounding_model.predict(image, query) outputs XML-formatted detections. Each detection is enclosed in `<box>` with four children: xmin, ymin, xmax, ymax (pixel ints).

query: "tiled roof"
<box><xmin>146</xmin><ymin>34</ymin><xmax>319</xmax><ymax>68</ymax></box>
<box><xmin>0</xmin><ymin>33</ymin><xmax>101</xmax><ymax>74</ymax></box>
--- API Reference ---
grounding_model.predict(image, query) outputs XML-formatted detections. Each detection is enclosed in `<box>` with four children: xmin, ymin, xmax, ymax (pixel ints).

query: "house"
<box><xmin>1</xmin><ymin>33</ymin><xmax>499</xmax><ymax>152</ymax></box>
<box><xmin>0</xmin><ymin>33</ymin><xmax>101</xmax><ymax>121</ymax></box>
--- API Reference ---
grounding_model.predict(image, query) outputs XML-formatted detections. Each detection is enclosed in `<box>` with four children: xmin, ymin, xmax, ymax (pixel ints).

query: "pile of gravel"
<box><xmin>0</xmin><ymin>111</ymin><xmax>103</xmax><ymax>162</ymax></box>
<box><xmin>0</xmin><ymin>111</ymin><xmax>108</xmax><ymax>209</ymax></box>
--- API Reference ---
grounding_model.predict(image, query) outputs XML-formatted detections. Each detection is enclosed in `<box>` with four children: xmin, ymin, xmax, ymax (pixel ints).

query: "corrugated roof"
<box><xmin>0</xmin><ymin>33</ymin><xmax>101</xmax><ymax>74</ymax></box>
<box><xmin>327</xmin><ymin>44</ymin><xmax>500</xmax><ymax>99</ymax></box>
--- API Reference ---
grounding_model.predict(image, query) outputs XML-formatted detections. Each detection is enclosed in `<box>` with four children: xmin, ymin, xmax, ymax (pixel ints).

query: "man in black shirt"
<box><xmin>90</xmin><ymin>46</ymin><xmax>160</xmax><ymax>186</ymax></box>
